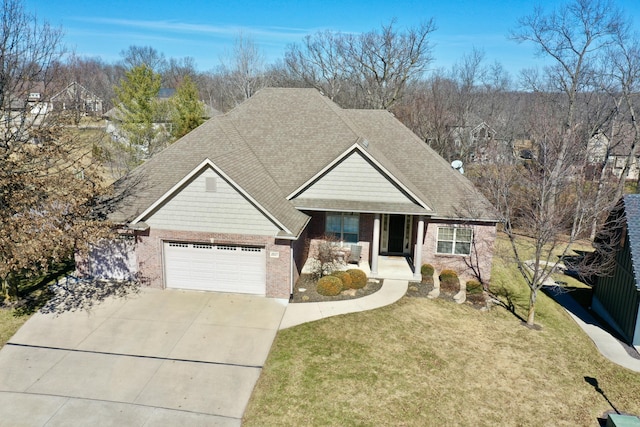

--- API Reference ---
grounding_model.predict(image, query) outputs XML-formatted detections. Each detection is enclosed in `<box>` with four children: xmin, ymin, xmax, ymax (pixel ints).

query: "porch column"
<box><xmin>413</xmin><ymin>216</ymin><xmax>425</xmax><ymax>280</ymax></box>
<box><xmin>371</xmin><ymin>213</ymin><xmax>380</xmax><ymax>277</ymax></box>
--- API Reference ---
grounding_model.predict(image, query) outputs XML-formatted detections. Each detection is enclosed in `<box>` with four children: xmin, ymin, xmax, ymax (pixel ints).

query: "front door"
<box><xmin>388</xmin><ymin>214</ymin><xmax>406</xmax><ymax>253</ymax></box>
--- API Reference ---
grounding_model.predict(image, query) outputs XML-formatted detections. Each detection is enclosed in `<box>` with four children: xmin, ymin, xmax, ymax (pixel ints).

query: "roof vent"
<box><xmin>362</xmin><ymin>139</ymin><xmax>369</xmax><ymax>148</ymax></box>
<box><xmin>451</xmin><ymin>160</ymin><xmax>464</xmax><ymax>174</ymax></box>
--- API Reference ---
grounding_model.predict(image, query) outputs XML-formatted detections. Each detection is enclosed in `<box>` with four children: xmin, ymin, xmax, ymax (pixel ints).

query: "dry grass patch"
<box><xmin>245</xmin><ymin>295</ymin><xmax>640</xmax><ymax>426</ymax></box>
<box><xmin>0</xmin><ymin>309</ymin><xmax>29</xmax><ymax>347</ymax></box>
<box><xmin>244</xmin><ymin>234</ymin><xmax>640</xmax><ymax>426</ymax></box>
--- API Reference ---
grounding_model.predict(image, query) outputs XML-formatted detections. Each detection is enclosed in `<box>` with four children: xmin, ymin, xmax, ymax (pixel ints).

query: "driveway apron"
<box><xmin>0</xmin><ymin>289</ymin><xmax>287</xmax><ymax>426</ymax></box>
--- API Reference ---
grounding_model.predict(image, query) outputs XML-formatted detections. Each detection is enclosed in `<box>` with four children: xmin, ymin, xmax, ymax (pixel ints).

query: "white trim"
<box><xmin>293</xmin><ymin>206</ymin><xmax>430</xmax><ymax>215</ymax></box>
<box><xmin>287</xmin><ymin>143</ymin><xmax>432</xmax><ymax>212</ymax></box>
<box><xmin>131</xmin><ymin>158</ymin><xmax>293</xmax><ymax>235</ymax></box>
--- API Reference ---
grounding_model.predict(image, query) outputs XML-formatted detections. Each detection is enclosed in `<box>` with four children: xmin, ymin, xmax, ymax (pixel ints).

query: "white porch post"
<box><xmin>413</xmin><ymin>216</ymin><xmax>425</xmax><ymax>280</ymax></box>
<box><xmin>371</xmin><ymin>213</ymin><xmax>380</xmax><ymax>277</ymax></box>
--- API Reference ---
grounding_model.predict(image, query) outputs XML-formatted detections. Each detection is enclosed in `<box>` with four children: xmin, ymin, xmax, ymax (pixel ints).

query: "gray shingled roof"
<box><xmin>623</xmin><ymin>194</ymin><xmax>640</xmax><ymax>290</ymax></box>
<box><xmin>109</xmin><ymin>88</ymin><xmax>498</xmax><ymax>238</ymax></box>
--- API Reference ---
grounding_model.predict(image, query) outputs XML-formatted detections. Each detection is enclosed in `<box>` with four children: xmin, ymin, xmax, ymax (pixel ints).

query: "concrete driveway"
<box><xmin>0</xmin><ymin>289</ymin><xmax>287</xmax><ymax>426</ymax></box>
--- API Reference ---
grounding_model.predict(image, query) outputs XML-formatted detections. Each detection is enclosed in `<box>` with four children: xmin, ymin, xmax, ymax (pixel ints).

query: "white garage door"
<box><xmin>164</xmin><ymin>242</ymin><xmax>266</xmax><ymax>295</ymax></box>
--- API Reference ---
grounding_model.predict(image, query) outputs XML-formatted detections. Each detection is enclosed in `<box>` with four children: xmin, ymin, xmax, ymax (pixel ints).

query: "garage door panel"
<box><xmin>164</xmin><ymin>242</ymin><xmax>266</xmax><ymax>295</ymax></box>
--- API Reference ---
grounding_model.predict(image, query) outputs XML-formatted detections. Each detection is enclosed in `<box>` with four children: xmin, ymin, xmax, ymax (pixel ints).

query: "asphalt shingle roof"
<box><xmin>623</xmin><ymin>194</ymin><xmax>640</xmax><ymax>290</ymax></box>
<box><xmin>109</xmin><ymin>88</ymin><xmax>498</xmax><ymax>238</ymax></box>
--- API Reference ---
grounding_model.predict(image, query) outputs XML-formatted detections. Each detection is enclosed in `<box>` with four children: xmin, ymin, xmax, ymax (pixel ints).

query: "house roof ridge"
<box><xmin>218</xmin><ymin>113</ymin><xmax>289</xmax><ymax>198</ymax></box>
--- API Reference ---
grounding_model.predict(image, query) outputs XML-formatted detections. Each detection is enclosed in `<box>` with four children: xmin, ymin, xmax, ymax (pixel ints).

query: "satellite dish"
<box><xmin>451</xmin><ymin>160</ymin><xmax>464</xmax><ymax>175</ymax></box>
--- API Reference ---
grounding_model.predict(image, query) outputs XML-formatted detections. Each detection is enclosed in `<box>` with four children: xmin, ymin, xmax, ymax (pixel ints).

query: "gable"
<box><xmin>143</xmin><ymin>167</ymin><xmax>279</xmax><ymax>235</ymax></box>
<box><xmin>292</xmin><ymin>151</ymin><xmax>420</xmax><ymax>206</ymax></box>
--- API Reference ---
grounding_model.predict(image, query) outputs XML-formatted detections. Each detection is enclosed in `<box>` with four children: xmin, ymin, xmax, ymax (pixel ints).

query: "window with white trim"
<box><xmin>436</xmin><ymin>227</ymin><xmax>472</xmax><ymax>255</ymax></box>
<box><xmin>326</xmin><ymin>212</ymin><xmax>359</xmax><ymax>243</ymax></box>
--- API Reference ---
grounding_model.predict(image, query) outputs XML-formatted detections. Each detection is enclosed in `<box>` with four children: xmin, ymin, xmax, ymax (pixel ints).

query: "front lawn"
<box><xmin>0</xmin><ymin>260</ymin><xmax>72</xmax><ymax>347</ymax></box>
<box><xmin>0</xmin><ymin>308</ymin><xmax>30</xmax><ymax>347</ymax></box>
<box><xmin>243</xmin><ymin>235</ymin><xmax>640</xmax><ymax>426</ymax></box>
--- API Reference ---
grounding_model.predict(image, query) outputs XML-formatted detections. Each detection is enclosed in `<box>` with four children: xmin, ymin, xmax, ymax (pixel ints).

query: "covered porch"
<box><xmin>300</xmin><ymin>208</ymin><xmax>428</xmax><ymax>281</ymax></box>
<box><xmin>359</xmin><ymin>254</ymin><xmax>416</xmax><ymax>281</ymax></box>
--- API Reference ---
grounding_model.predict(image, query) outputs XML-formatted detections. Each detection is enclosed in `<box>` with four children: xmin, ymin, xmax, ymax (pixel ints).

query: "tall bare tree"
<box><xmin>285</xmin><ymin>19</ymin><xmax>436</xmax><ymax>109</ymax></box>
<box><xmin>217</xmin><ymin>34</ymin><xmax>268</xmax><ymax>108</ymax></box>
<box><xmin>511</xmin><ymin>0</ymin><xmax>623</xmax><ymax>214</ymax></box>
<box><xmin>0</xmin><ymin>0</ymin><xmax>109</xmax><ymax>299</ymax></box>
<box><xmin>474</xmin><ymin>0</ymin><xmax>627</xmax><ymax>325</ymax></box>
<box><xmin>119</xmin><ymin>45</ymin><xmax>167</xmax><ymax>74</ymax></box>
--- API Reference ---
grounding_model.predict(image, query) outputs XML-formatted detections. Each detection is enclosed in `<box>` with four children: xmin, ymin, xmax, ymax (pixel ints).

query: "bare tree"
<box><xmin>119</xmin><ymin>45</ymin><xmax>167</xmax><ymax>74</ymax></box>
<box><xmin>474</xmin><ymin>0</ymin><xmax>628</xmax><ymax>325</ymax></box>
<box><xmin>0</xmin><ymin>0</ymin><xmax>110</xmax><ymax>299</ymax></box>
<box><xmin>217</xmin><ymin>34</ymin><xmax>268</xmax><ymax>107</ymax></box>
<box><xmin>511</xmin><ymin>0</ymin><xmax>623</xmax><ymax>214</ymax></box>
<box><xmin>606</xmin><ymin>33</ymin><xmax>640</xmax><ymax>199</ymax></box>
<box><xmin>163</xmin><ymin>56</ymin><xmax>198</xmax><ymax>89</ymax></box>
<box><xmin>285</xmin><ymin>19</ymin><xmax>436</xmax><ymax>109</ymax></box>
<box><xmin>285</xmin><ymin>30</ymin><xmax>350</xmax><ymax>102</ymax></box>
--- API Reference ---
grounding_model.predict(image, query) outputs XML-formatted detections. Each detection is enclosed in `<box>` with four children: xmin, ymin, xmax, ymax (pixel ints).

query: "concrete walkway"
<box><xmin>280</xmin><ymin>279</ymin><xmax>408</xmax><ymax>329</ymax></box>
<box><xmin>545</xmin><ymin>286</ymin><xmax>640</xmax><ymax>372</ymax></box>
<box><xmin>281</xmin><ymin>256</ymin><xmax>412</xmax><ymax>330</ymax></box>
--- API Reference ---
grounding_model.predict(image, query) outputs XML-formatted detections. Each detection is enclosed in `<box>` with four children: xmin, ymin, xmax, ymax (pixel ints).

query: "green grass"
<box><xmin>243</xmin><ymin>234</ymin><xmax>640</xmax><ymax>426</ymax></box>
<box><xmin>0</xmin><ymin>308</ymin><xmax>30</xmax><ymax>347</ymax></box>
<box><xmin>0</xmin><ymin>260</ymin><xmax>72</xmax><ymax>348</ymax></box>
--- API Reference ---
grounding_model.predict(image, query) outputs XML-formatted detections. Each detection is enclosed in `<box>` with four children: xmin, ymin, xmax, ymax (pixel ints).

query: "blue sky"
<box><xmin>26</xmin><ymin>0</ymin><xmax>640</xmax><ymax>78</ymax></box>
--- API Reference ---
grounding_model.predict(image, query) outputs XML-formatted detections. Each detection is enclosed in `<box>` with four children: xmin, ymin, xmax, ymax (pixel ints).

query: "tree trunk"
<box><xmin>527</xmin><ymin>289</ymin><xmax>537</xmax><ymax>326</ymax></box>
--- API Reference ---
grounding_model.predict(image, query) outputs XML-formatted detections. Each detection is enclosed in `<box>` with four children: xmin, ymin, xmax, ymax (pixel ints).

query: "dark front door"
<box><xmin>388</xmin><ymin>214</ymin><xmax>405</xmax><ymax>253</ymax></box>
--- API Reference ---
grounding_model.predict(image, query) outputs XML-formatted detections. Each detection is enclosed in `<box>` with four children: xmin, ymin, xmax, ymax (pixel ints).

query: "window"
<box><xmin>436</xmin><ymin>227</ymin><xmax>472</xmax><ymax>255</ymax></box>
<box><xmin>326</xmin><ymin>212</ymin><xmax>359</xmax><ymax>243</ymax></box>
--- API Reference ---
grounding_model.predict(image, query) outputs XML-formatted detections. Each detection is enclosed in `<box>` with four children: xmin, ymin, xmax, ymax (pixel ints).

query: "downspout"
<box><xmin>290</xmin><ymin>247</ymin><xmax>294</xmax><ymax>297</ymax></box>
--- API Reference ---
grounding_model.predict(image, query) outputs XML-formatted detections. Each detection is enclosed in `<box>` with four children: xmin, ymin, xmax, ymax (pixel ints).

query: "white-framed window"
<box><xmin>326</xmin><ymin>212</ymin><xmax>359</xmax><ymax>243</ymax></box>
<box><xmin>436</xmin><ymin>227</ymin><xmax>472</xmax><ymax>255</ymax></box>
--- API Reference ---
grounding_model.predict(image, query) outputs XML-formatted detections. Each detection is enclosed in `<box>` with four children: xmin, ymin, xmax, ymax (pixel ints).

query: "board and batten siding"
<box><xmin>296</xmin><ymin>152</ymin><xmax>415</xmax><ymax>204</ymax></box>
<box><xmin>144</xmin><ymin>168</ymin><xmax>279</xmax><ymax>235</ymax></box>
<box><xmin>594</xmin><ymin>230</ymin><xmax>640</xmax><ymax>345</ymax></box>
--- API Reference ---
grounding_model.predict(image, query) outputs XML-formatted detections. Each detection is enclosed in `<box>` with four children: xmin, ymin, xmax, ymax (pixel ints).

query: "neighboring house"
<box><xmin>448</xmin><ymin>116</ymin><xmax>499</xmax><ymax>163</ymax></box>
<box><xmin>91</xmin><ymin>88</ymin><xmax>499</xmax><ymax>298</ymax></box>
<box><xmin>1</xmin><ymin>81</ymin><xmax>50</xmax><ymax>126</ymax></box>
<box><xmin>586</xmin><ymin>131</ymin><xmax>640</xmax><ymax>181</ymax></box>
<box><xmin>592</xmin><ymin>194</ymin><xmax>640</xmax><ymax>347</ymax></box>
<box><xmin>51</xmin><ymin>82</ymin><xmax>103</xmax><ymax>116</ymax></box>
<box><xmin>103</xmin><ymin>88</ymin><xmax>215</xmax><ymax>145</ymax></box>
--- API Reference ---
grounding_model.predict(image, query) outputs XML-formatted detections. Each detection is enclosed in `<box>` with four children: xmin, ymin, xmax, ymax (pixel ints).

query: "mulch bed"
<box><xmin>406</xmin><ymin>276</ymin><xmax>490</xmax><ymax>310</ymax></box>
<box><xmin>291</xmin><ymin>273</ymin><xmax>383</xmax><ymax>303</ymax></box>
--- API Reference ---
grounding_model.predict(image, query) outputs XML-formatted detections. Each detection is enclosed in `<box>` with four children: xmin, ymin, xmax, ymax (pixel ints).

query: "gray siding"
<box><xmin>296</xmin><ymin>152</ymin><xmax>415</xmax><ymax>204</ymax></box>
<box><xmin>145</xmin><ymin>168</ymin><xmax>280</xmax><ymax>235</ymax></box>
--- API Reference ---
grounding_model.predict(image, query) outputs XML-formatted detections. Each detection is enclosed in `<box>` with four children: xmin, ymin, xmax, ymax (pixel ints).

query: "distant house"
<box><xmin>51</xmin><ymin>82</ymin><xmax>103</xmax><ymax>117</ymax></box>
<box><xmin>448</xmin><ymin>116</ymin><xmax>497</xmax><ymax>162</ymax></box>
<box><xmin>1</xmin><ymin>81</ymin><xmax>50</xmax><ymax>125</ymax></box>
<box><xmin>592</xmin><ymin>194</ymin><xmax>640</xmax><ymax>347</ymax></box>
<box><xmin>586</xmin><ymin>132</ymin><xmax>640</xmax><ymax>181</ymax></box>
<box><xmin>104</xmin><ymin>88</ymin><xmax>216</xmax><ymax>147</ymax></box>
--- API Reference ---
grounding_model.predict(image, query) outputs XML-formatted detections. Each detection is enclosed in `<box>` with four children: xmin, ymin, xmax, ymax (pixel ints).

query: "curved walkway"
<box><xmin>279</xmin><ymin>279</ymin><xmax>408</xmax><ymax>330</ymax></box>
<box><xmin>546</xmin><ymin>286</ymin><xmax>640</xmax><ymax>373</ymax></box>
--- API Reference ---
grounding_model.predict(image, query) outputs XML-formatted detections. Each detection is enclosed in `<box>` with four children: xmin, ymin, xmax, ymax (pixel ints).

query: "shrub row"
<box><xmin>316</xmin><ymin>269</ymin><xmax>368</xmax><ymax>296</ymax></box>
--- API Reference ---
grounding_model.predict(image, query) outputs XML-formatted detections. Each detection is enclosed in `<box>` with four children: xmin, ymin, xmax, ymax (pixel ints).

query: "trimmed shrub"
<box><xmin>439</xmin><ymin>269</ymin><xmax>460</xmax><ymax>293</ymax></box>
<box><xmin>316</xmin><ymin>276</ymin><xmax>343</xmax><ymax>296</ymax></box>
<box><xmin>466</xmin><ymin>280</ymin><xmax>482</xmax><ymax>295</ymax></box>
<box><xmin>420</xmin><ymin>264</ymin><xmax>435</xmax><ymax>276</ymax></box>
<box><xmin>347</xmin><ymin>269</ymin><xmax>368</xmax><ymax>289</ymax></box>
<box><xmin>420</xmin><ymin>263</ymin><xmax>435</xmax><ymax>285</ymax></box>
<box><xmin>332</xmin><ymin>271</ymin><xmax>353</xmax><ymax>289</ymax></box>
